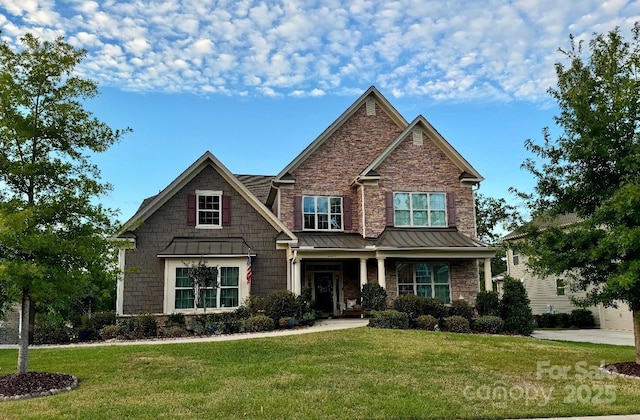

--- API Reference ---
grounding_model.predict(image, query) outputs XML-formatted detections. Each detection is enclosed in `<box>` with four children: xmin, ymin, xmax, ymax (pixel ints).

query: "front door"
<box><xmin>314</xmin><ymin>272</ymin><xmax>334</xmax><ymax>314</ymax></box>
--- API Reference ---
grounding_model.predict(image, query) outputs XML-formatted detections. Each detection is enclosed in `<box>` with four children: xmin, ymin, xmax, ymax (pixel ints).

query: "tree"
<box><xmin>517</xmin><ymin>23</ymin><xmax>640</xmax><ymax>362</ymax></box>
<box><xmin>187</xmin><ymin>259</ymin><xmax>218</xmax><ymax>313</ymax></box>
<box><xmin>0</xmin><ymin>33</ymin><xmax>129</xmax><ymax>373</ymax></box>
<box><xmin>475</xmin><ymin>192</ymin><xmax>522</xmax><ymax>280</ymax></box>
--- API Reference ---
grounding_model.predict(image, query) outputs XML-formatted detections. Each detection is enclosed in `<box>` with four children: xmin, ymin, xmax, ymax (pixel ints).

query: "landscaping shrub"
<box><xmin>538</xmin><ymin>313</ymin><xmax>558</xmax><ymax>328</ymax></box>
<box><xmin>474</xmin><ymin>316</ymin><xmax>505</xmax><ymax>334</ymax></box>
<box><xmin>34</xmin><ymin>312</ymin><xmax>73</xmax><ymax>344</ymax></box>
<box><xmin>500</xmin><ymin>277</ymin><xmax>534</xmax><ymax>335</ymax></box>
<box><xmin>368</xmin><ymin>310</ymin><xmax>410</xmax><ymax>329</ymax></box>
<box><xmin>415</xmin><ymin>314</ymin><xmax>438</xmax><ymax>331</ymax></box>
<box><xmin>99</xmin><ymin>324</ymin><xmax>122</xmax><ymax>340</ymax></box>
<box><xmin>393</xmin><ymin>295</ymin><xmax>425</xmax><ymax>321</ymax></box>
<box><xmin>444</xmin><ymin>315</ymin><xmax>470</xmax><ymax>333</ymax></box>
<box><xmin>244</xmin><ymin>295</ymin><xmax>266</xmax><ymax>315</ymax></box>
<box><xmin>361</xmin><ymin>283</ymin><xmax>387</xmax><ymax>311</ymax></box>
<box><xmin>117</xmin><ymin>314</ymin><xmax>158</xmax><ymax>339</ymax></box>
<box><xmin>216</xmin><ymin>311</ymin><xmax>245</xmax><ymax>334</ymax></box>
<box><xmin>299</xmin><ymin>311</ymin><xmax>316</xmax><ymax>327</ymax></box>
<box><xmin>476</xmin><ymin>290</ymin><xmax>500</xmax><ymax>316</ymax></box>
<box><xmin>448</xmin><ymin>300</ymin><xmax>473</xmax><ymax>321</ymax></box>
<box><xmin>570</xmin><ymin>309</ymin><xmax>595</xmax><ymax>328</ymax></box>
<box><xmin>422</xmin><ymin>297</ymin><xmax>447</xmax><ymax>319</ymax></box>
<box><xmin>265</xmin><ymin>290</ymin><xmax>300</xmax><ymax>323</ymax></box>
<box><xmin>158</xmin><ymin>325</ymin><xmax>189</xmax><ymax>338</ymax></box>
<box><xmin>557</xmin><ymin>312</ymin><xmax>572</xmax><ymax>328</ymax></box>
<box><xmin>279</xmin><ymin>317</ymin><xmax>295</xmax><ymax>328</ymax></box>
<box><xmin>165</xmin><ymin>312</ymin><xmax>186</xmax><ymax>327</ymax></box>
<box><xmin>246</xmin><ymin>315</ymin><xmax>275</xmax><ymax>332</ymax></box>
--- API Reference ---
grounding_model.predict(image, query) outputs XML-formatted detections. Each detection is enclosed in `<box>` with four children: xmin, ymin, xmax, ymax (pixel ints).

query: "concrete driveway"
<box><xmin>531</xmin><ymin>329</ymin><xmax>634</xmax><ymax>346</ymax></box>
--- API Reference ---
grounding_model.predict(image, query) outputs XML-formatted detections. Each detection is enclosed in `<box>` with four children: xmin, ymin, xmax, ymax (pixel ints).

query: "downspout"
<box><xmin>352</xmin><ymin>178</ymin><xmax>366</xmax><ymax>238</ymax></box>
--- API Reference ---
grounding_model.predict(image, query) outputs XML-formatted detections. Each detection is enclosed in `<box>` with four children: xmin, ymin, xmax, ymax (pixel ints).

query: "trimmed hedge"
<box><xmin>448</xmin><ymin>300</ymin><xmax>473</xmax><ymax>321</ymax></box>
<box><xmin>444</xmin><ymin>315</ymin><xmax>470</xmax><ymax>333</ymax></box>
<box><xmin>246</xmin><ymin>315</ymin><xmax>275</xmax><ymax>332</ymax></box>
<box><xmin>476</xmin><ymin>291</ymin><xmax>500</xmax><ymax>316</ymax></box>
<box><xmin>474</xmin><ymin>316</ymin><xmax>504</xmax><ymax>334</ymax></box>
<box><xmin>570</xmin><ymin>309</ymin><xmax>595</xmax><ymax>328</ymax></box>
<box><xmin>415</xmin><ymin>314</ymin><xmax>438</xmax><ymax>331</ymax></box>
<box><xmin>368</xmin><ymin>310</ymin><xmax>410</xmax><ymax>329</ymax></box>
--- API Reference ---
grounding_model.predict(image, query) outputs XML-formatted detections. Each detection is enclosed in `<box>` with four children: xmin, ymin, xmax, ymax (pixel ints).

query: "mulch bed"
<box><xmin>605</xmin><ymin>362</ymin><xmax>640</xmax><ymax>379</ymax></box>
<box><xmin>0</xmin><ymin>372</ymin><xmax>78</xmax><ymax>401</ymax></box>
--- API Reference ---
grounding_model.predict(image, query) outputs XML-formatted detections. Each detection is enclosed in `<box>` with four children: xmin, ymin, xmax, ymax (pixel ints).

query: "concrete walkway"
<box><xmin>0</xmin><ymin>318</ymin><xmax>369</xmax><ymax>350</ymax></box>
<box><xmin>531</xmin><ymin>329</ymin><xmax>635</xmax><ymax>346</ymax></box>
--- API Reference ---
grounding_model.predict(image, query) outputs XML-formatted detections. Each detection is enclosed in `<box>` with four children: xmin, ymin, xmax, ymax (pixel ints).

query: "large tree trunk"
<box><xmin>17</xmin><ymin>292</ymin><xmax>30</xmax><ymax>374</ymax></box>
<box><xmin>633</xmin><ymin>303</ymin><xmax>640</xmax><ymax>365</ymax></box>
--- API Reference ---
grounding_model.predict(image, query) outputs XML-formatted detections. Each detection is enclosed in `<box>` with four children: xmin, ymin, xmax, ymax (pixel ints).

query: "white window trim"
<box><xmin>196</xmin><ymin>190</ymin><xmax>223</xmax><ymax>229</ymax></box>
<box><xmin>396</xmin><ymin>262</ymin><xmax>452</xmax><ymax>304</ymax></box>
<box><xmin>393</xmin><ymin>192</ymin><xmax>447</xmax><ymax>227</ymax></box>
<box><xmin>302</xmin><ymin>195</ymin><xmax>343</xmax><ymax>231</ymax></box>
<box><xmin>163</xmin><ymin>258</ymin><xmax>248</xmax><ymax>314</ymax></box>
<box><xmin>556</xmin><ymin>278</ymin><xmax>566</xmax><ymax>296</ymax></box>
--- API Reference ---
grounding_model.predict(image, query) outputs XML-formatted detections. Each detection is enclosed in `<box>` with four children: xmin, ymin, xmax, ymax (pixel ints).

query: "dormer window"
<box><xmin>197</xmin><ymin>190</ymin><xmax>221</xmax><ymax>228</ymax></box>
<box><xmin>303</xmin><ymin>196</ymin><xmax>342</xmax><ymax>230</ymax></box>
<box><xmin>394</xmin><ymin>192</ymin><xmax>446</xmax><ymax>227</ymax></box>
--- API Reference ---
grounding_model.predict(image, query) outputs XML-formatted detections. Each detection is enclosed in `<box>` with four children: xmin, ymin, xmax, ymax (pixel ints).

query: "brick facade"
<box><xmin>279</xmin><ymin>102</ymin><xmax>403</xmax><ymax>235</ymax></box>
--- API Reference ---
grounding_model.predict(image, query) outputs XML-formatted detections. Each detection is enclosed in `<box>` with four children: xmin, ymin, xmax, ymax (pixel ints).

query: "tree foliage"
<box><xmin>0</xmin><ymin>33</ymin><xmax>129</xmax><ymax>372</ymax></box>
<box><xmin>517</xmin><ymin>24</ymin><xmax>640</xmax><ymax>360</ymax></box>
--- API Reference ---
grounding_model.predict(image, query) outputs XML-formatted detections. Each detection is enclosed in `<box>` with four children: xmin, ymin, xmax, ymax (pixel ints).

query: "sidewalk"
<box><xmin>0</xmin><ymin>318</ymin><xmax>369</xmax><ymax>350</ymax></box>
<box><xmin>531</xmin><ymin>329</ymin><xmax>634</xmax><ymax>346</ymax></box>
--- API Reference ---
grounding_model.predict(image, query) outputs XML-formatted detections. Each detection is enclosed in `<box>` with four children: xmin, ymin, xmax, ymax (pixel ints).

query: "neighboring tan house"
<box><xmin>503</xmin><ymin>214</ymin><xmax>633</xmax><ymax>331</ymax></box>
<box><xmin>116</xmin><ymin>86</ymin><xmax>495</xmax><ymax>317</ymax></box>
<box><xmin>0</xmin><ymin>305</ymin><xmax>20</xmax><ymax>345</ymax></box>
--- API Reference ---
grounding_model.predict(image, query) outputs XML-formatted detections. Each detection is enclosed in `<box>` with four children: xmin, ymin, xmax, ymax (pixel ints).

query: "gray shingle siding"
<box><xmin>123</xmin><ymin>165</ymin><xmax>286</xmax><ymax>315</ymax></box>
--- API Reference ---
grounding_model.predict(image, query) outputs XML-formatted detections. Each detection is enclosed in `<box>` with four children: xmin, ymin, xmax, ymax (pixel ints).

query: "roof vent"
<box><xmin>412</xmin><ymin>129</ymin><xmax>423</xmax><ymax>145</ymax></box>
<box><xmin>366</xmin><ymin>99</ymin><xmax>376</xmax><ymax>116</ymax></box>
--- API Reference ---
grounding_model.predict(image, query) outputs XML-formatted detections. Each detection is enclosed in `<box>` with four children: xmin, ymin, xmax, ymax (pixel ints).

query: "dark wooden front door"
<box><xmin>314</xmin><ymin>272</ymin><xmax>334</xmax><ymax>314</ymax></box>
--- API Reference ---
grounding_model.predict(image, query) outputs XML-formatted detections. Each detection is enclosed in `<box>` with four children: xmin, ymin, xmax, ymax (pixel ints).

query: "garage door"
<box><xmin>601</xmin><ymin>301</ymin><xmax>633</xmax><ymax>331</ymax></box>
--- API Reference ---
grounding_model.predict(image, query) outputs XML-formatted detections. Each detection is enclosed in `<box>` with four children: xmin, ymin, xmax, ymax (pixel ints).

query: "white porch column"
<box><xmin>360</xmin><ymin>258</ymin><xmax>368</xmax><ymax>290</ymax></box>
<box><xmin>484</xmin><ymin>258</ymin><xmax>492</xmax><ymax>292</ymax></box>
<box><xmin>292</xmin><ymin>258</ymin><xmax>302</xmax><ymax>295</ymax></box>
<box><xmin>377</xmin><ymin>257</ymin><xmax>386</xmax><ymax>289</ymax></box>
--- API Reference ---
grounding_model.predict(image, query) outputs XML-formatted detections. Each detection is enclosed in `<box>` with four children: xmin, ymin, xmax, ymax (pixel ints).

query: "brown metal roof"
<box><xmin>296</xmin><ymin>232</ymin><xmax>374</xmax><ymax>249</ymax></box>
<box><xmin>158</xmin><ymin>237</ymin><xmax>253</xmax><ymax>257</ymax></box>
<box><xmin>294</xmin><ymin>228</ymin><xmax>488</xmax><ymax>250</ymax></box>
<box><xmin>376</xmin><ymin>228</ymin><xmax>487</xmax><ymax>249</ymax></box>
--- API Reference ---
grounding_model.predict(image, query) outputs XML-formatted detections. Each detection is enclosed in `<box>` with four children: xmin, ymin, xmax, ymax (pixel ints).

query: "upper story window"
<box><xmin>394</xmin><ymin>192</ymin><xmax>446</xmax><ymax>227</ymax></box>
<box><xmin>197</xmin><ymin>190</ymin><xmax>221</xmax><ymax>228</ymax></box>
<box><xmin>303</xmin><ymin>196</ymin><xmax>342</xmax><ymax>230</ymax></box>
<box><xmin>556</xmin><ymin>279</ymin><xmax>565</xmax><ymax>296</ymax></box>
<box><xmin>512</xmin><ymin>251</ymin><xmax>520</xmax><ymax>266</ymax></box>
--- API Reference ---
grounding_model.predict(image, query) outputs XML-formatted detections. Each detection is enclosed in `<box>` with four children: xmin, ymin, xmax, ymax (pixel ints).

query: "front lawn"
<box><xmin>1</xmin><ymin>327</ymin><xmax>639</xmax><ymax>419</ymax></box>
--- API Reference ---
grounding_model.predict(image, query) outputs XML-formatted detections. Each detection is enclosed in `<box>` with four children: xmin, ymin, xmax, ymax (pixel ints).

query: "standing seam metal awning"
<box><xmin>157</xmin><ymin>237</ymin><xmax>255</xmax><ymax>258</ymax></box>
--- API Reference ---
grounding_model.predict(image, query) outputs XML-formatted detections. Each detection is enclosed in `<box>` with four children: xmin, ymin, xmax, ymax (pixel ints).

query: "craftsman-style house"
<box><xmin>116</xmin><ymin>86</ymin><xmax>495</xmax><ymax>317</ymax></box>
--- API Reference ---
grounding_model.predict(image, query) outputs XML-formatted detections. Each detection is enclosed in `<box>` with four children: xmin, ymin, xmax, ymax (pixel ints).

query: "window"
<box><xmin>512</xmin><ymin>251</ymin><xmax>520</xmax><ymax>266</ymax></box>
<box><xmin>394</xmin><ymin>192</ymin><xmax>446</xmax><ymax>227</ymax></box>
<box><xmin>397</xmin><ymin>262</ymin><xmax>451</xmax><ymax>303</ymax></box>
<box><xmin>174</xmin><ymin>265</ymin><xmax>240</xmax><ymax>310</ymax></box>
<box><xmin>197</xmin><ymin>190</ymin><xmax>221</xmax><ymax>228</ymax></box>
<box><xmin>556</xmin><ymin>279</ymin><xmax>565</xmax><ymax>296</ymax></box>
<box><xmin>303</xmin><ymin>196</ymin><xmax>342</xmax><ymax>230</ymax></box>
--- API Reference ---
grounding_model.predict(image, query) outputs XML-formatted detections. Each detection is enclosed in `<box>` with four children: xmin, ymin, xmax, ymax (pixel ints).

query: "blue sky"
<box><xmin>1</xmin><ymin>0</ymin><xmax>638</xmax><ymax>222</ymax></box>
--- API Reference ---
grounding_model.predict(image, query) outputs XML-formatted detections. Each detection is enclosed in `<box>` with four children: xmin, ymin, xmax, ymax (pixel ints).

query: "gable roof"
<box><xmin>272</xmin><ymin>86</ymin><xmax>408</xmax><ymax>184</ymax></box>
<box><xmin>503</xmin><ymin>213</ymin><xmax>582</xmax><ymax>241</ymax></box>
<box><xmin>118</xmin><ymin>151</ymin><xmax>295</xmax><ymax>241</ymax></box>
<box><xmin>235</xmin><ymin>174</ymin><xmax>273</xmax><ymax>203</ymax></box>
<box><xmin>357</xmin><ymin>115</ymin><xmax>484</xmax><ymax>183</ymax></box>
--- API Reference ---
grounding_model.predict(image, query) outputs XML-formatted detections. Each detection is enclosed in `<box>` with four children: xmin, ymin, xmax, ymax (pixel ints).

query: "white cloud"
<box><xmin>1</xmin><ymin>0</ymin><xmax>638</xmax><ymax>101</ymax></box>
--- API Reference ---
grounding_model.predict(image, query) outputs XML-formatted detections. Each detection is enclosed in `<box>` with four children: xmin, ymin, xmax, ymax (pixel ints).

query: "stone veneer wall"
<box><xmin>123</xmin><ymin>165</ymin><xmax>287</xmax><ymax>315</ymax></box>
<box><xmin>279</xmin><ymin>101</ymin><xmax>404</xmax><ymax>235</ymax></box>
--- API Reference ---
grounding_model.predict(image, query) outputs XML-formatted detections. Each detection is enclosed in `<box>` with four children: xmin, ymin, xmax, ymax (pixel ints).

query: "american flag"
<box><xmin>247</xmin><ymin>254</ymin><xmax>252</xmax><ymax>284</ymax></box>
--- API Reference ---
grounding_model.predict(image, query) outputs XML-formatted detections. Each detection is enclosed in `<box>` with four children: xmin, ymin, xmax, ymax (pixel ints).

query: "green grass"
<box><xmin>1</xmin><ymin>327</ymin><xmax>639</xmax><ymax>419</ymax></box>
